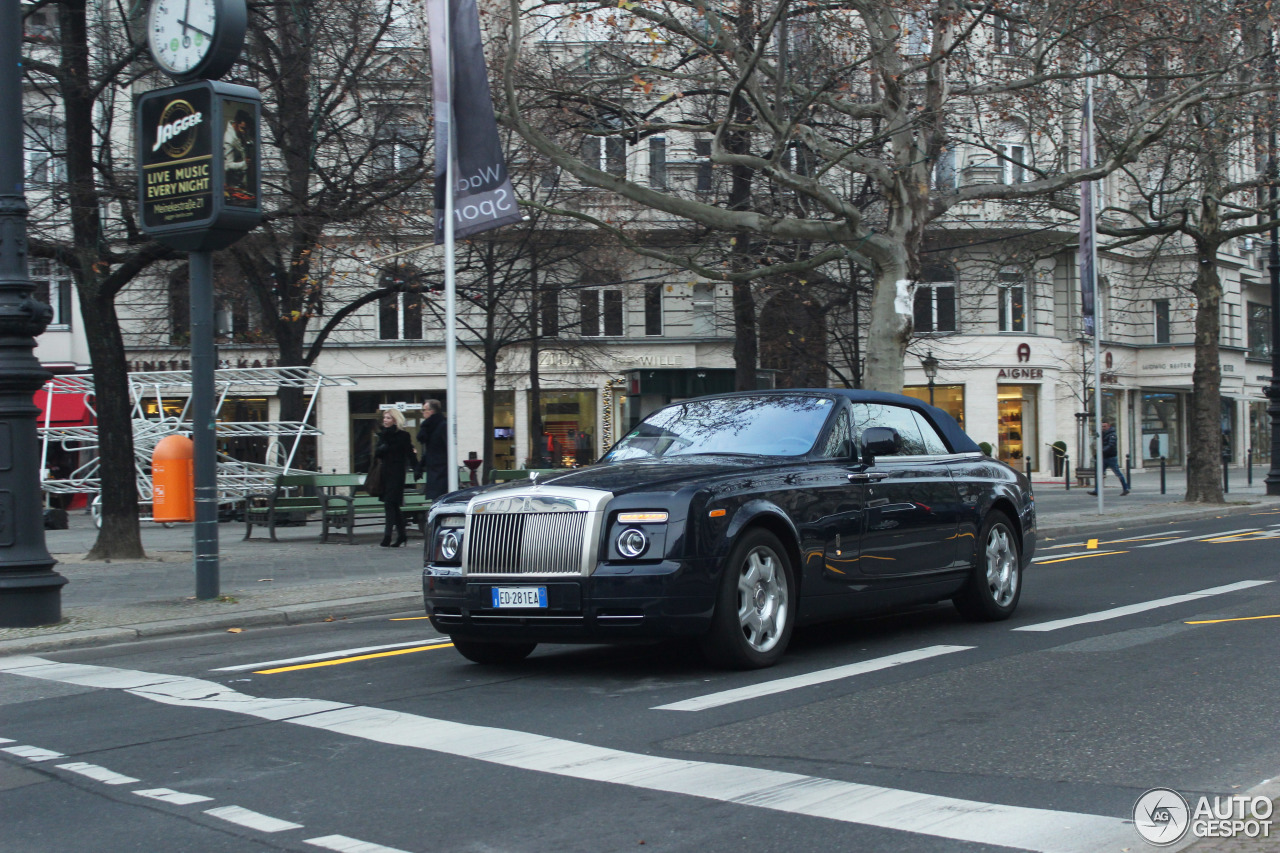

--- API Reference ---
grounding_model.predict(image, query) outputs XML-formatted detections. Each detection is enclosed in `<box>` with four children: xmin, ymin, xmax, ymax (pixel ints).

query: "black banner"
<box><xmin>428</xmin><ymin>0</ymin><xmax>522</xmax><ymax>243</ymax></box>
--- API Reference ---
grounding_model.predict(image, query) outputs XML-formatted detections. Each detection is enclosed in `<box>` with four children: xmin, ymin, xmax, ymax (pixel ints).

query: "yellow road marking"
<box><xmin>1186</xmin><ymin>614</ymin><xmax>1280</xmax><ymax>625</ymax></box>
<box><xmin>1086</xmin><ymin>539</ymin><xmax>1098</xmax><ymax>550</ymax></box>
<box><xmin>1043</xmin><ymin>535</ymin><xmax>1182</xmax><ymax>550</ymax></box>
<box><xmin>1035</xmin><ymin>551</ymin><xmax>1128</xmax><ymax>565</ymax></box>
<box><xmin>389</xmin><ymin>616</ymin><xmax>432</xmax><ymax>621</ymax></box>
<box><xmin>256</xmin><ymin>642</ymin><xmax>454</xmax><ymax>673</ymax></box>
<box><xmin>1202</xmin><ymin>531</ymin><xmax>1267</xmax><ymax>543</ymax></box>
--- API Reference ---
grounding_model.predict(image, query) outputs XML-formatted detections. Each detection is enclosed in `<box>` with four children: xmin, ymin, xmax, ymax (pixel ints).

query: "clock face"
<box><xmin>148</xmin><ymin>0</ymin><xmax>219</xmax><ymax>76</ymax></box>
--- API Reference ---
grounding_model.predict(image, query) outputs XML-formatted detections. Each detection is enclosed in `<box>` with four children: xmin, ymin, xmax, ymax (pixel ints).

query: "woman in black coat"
<box><xmin>375</xmin><ymin>408</ymin><xmax>416</xmax><ymax>547</ymax></box>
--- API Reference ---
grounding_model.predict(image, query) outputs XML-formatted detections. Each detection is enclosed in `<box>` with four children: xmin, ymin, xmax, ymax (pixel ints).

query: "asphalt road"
<box><xmin>3</xmin><ymin>510</ymin><xmax>1279</xmax><ymax>853</ymax></box>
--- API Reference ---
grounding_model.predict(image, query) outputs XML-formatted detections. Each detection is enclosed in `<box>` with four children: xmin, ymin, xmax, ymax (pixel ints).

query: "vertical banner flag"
<box><xmin>1079</xmin><ymin>90</ymin><xmax>1096</xmax><ymax>336</ymax></box>
<box><xmin>427</xmin><ymin>0</ymin><xmax>523</xmax><ymax>243</ymax></box>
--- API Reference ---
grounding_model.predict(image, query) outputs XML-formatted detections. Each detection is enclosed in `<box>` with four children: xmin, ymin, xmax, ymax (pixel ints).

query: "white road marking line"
<box><xmin>1</xmin><ymin>745</ymin><xmax>64</xmax><ymax>761</ymax></box>
<box><xmin>1032</xmin><ymin>550</ymin><xmax>1124</xmax><ymax>563</ymax></box>
<box><xmin>1014</xmin><ymin>581</ymin><xmax>1273</xmax><ymax>633</ymax></box>
<box><xmin>133</xmin><ymin>788</ymin><xmax>214</xmax><ymax>805</ymax></box>
<box><xmin>204</xmin><ymin>805</ymin><xmax>304</xmax><ymax>833</ymax></box>
<box><xmin>56</xmin><ymin>762</ymin><xmax>140</xmax><ymax>785</ymax></box>
<box><xmin>212</xmin><ymin>640</ymin><xmax>449</xmax><ymax>672</ymax></box>
<box><xmin>653</xmin><ymin>645</ymin><xmax>973</xmax><ymax>712</ymax></box>
<box><xmin>0</xmin><ymin>738</ymin><xmax>13</xmax><ymax>744</ymax></box>
<box><xmin>305</xmin><ymin>835</ymin><xmax>412</xmax><ymax>853</ymax></box>
<box><xmin>1042</xmin><ymin>532</ymin><xmax>1188</xmax><ymax>551</ymax></box>
<box><xmin>0</xmin><ymin>655</ymin><xmax>1131</xmax><ymax>853</ymax></box>
<box><xmin>1135</xmin><ymin>528</ymin><xmax>1257</xmax><ymax>547</ymax></box>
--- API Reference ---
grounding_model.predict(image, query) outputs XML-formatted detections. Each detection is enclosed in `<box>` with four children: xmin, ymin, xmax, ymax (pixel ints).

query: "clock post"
<box><xmin>140</xmin><ymin>0</ymin><xmax>259</xmax><ymax>599</ymax></box>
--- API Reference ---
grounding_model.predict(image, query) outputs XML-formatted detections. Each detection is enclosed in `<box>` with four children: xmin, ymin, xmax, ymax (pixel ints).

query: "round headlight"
<box><xmin>617</xmin><ymin>527</ymin><xmax>648</xmax><ymax>559</ymax></box>
<box><xmin>440</xmin><ymin>529</ymin><xmax>461</xmax><ymax>561</ymax></box>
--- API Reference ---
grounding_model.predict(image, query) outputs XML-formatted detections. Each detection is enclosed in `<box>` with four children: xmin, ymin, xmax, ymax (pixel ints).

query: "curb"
<box><xmin>0</xmin><ymin>592</ymin><xmax>423</xmax><ymax>656</ymax></box>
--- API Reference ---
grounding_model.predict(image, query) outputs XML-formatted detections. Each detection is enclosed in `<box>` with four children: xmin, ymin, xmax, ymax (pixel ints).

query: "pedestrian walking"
<box><xmin>375</xmin><ymin>408</ymin><xmax>416</xmax><ymax>547</ymax></box>
<box><xmin>416</xmin><ymin>399</ymin><xmax>449</xmax><ymax>500</ymax></box>
<box><xmin>1089</xmin><ymin>420</ymin><xmax>1130</xmax><ymax>496</ymax></box>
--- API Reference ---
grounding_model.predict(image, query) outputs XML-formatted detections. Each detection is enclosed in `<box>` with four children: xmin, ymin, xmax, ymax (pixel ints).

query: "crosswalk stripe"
<box><xmin>1013</xmin><ymin>580</ymin><xmax>1273</xmax><ymax>632</ymax></box>
<box><xmin>653</xmin><ymin>645</ymin><xmax>973</xmax><ymax>711</ymax></box>
<box><xmin>56</xmin><ymin>762</ymin><xmax>140</xmax><ymax>785</ymax></box>
<box><xmin>0</xmin><ymin>655</ymin><xmax>1131</xmax><ymax>853</ymax></box>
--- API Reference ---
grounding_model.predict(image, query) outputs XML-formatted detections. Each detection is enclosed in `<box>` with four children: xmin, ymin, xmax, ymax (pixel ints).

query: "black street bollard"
<box><xmin>1160</xmin><ymin>456</ymin><xmax>1167</xmax><ymax>494</ymax></box>
<box><xmin>1248</xmin><ymin>447</ymin><xmax>1253</xmax><ymax>486</ymax></box>
<box><xmin>1223</xmin><ymin>457</ymin><xmax>1230</xmax><ymax>494</ymax></box>
<box><xmin>1125</xmin><ymin>453</ymin><xmax>1132</xmax><ymax>487</ymax></box>
<box><xmin>1065</xmin><ymin>456</ymin><xmax>1071</xmax><ymax>491</ymax></box>
<box><xmin>1025</xmin><ymin>457</ymin><xmax>1032</xmax><ymax>479</ymax></box>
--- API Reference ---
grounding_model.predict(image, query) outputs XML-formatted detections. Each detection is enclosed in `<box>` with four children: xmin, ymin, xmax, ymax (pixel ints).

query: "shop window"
<box><xmin>914</xmin><ymin>284</ymin><xmax>956</xmax><ymax>333</ymax></box>
<box><xmin>1154</xmin><ymin>299</ymin><xmax>1170</xmax><ymax>344</ymax></box>
<box><xmin>580</xmin><ymin>289</ymin><xmax>622</xmax><ymax>336</ymax></box>
<box><xmin>529</xmin><ymin>389</ymin><xmax>597</xmax><ymax>468</ymax></box>
<box><xmin>1142</xmin><ymin>391</ymin><xmax>1181</xmax><ymax>464</ymax></box>
<box><xmin>1248</xmin><ymin>301</ymin><xmax>1271</xmax><ymax>358</ymax></box>
<box><xmin>649</xmin><ymin>137</ymin><xmax>667</xmax><ymax>189</ymax></box>
<box><xmin>997</xmin><ymin>385</ymin><xmax>1038</xmax><ymax>469</ymax></box>
<box><xmin>644</xmin><ymin>283</ymin><xmax>663</xmax><ymax>335</ymax></box>
<box><xmin>29</xmin><ymin>259</ymin><xmax>73</xmax><ymax>327</ymax></box>
<box><xmin>902</xmin><ymin>384</ymin><xmax>965</xmax><ymax>431</ymax></box>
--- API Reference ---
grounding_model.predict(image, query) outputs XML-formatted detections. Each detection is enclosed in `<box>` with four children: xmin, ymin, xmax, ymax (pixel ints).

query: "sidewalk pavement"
<box><xmin>2</xmin><ymin>465</ymin><xmax>1276</xmax><ymax>656</ymax></box>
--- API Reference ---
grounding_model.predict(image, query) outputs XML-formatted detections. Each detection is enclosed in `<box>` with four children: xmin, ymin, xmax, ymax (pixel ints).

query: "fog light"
<box><xmin>440</xmin><ymin>529</ymin><xmax>461</xmax><ymax>561</ymax></box>
<box><xmin>617</xmin><ymin>527</ymin><xmax>648</xmax><ymax>559</ymax></box>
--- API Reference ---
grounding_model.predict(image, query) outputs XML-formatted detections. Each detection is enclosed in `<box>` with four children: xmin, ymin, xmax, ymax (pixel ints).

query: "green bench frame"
<box><xmin>244</xmin><ymin>473</ymin><xmax>365</xmax><ymax>541</ymax></box>
<box><xmin>321</xmin><ymin>475</ymin><xmax>432</xmax><ymax>544</ymax></box>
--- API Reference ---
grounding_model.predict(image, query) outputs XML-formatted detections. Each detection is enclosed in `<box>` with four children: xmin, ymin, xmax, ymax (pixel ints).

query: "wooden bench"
<box><xmin>321</xmin><ymin>474</ymin><xmax>432</xmax><ymax>544</ymax></box>
<box><xmin>244</xmin><ymin>473</ymin><xmax>365</xmax><ymax>541</ymax></box>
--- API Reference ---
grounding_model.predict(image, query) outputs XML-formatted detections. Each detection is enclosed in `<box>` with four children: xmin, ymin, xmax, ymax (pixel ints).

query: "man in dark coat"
<box><xmin>416</xmin><ymin>399</ymin><xmax>449</xmax><ymax>499</ymax></box>
<box><xmin>1089</xmin><ymin>420</ymin><xmax>1130</xmax><ymax>496</ymax></box>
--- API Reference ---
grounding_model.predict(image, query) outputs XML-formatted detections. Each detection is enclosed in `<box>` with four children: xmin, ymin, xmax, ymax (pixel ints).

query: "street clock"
<box><xmin>146</xmin><ymin>0</ymin><xmax>247</xmax><ymax>82</ymax></box>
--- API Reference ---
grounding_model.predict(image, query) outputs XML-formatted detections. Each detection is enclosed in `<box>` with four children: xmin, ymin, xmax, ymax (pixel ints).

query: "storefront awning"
<box><xmin>34</xmin><ymin>389</ymin><xmax>95</xmax><ymax>427</ymax></box>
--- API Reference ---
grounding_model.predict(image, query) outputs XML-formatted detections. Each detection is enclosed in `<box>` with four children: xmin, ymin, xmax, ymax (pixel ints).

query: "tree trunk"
<box><xmin>862</xmin><ymin>255</ymin><xmax>912</xmax><ymax>392</ymax></box>
<box><xmin>82</xmin><ymin>294</ymin><xmax>145</xmax><ymax>560</ymax></box>
<box><xmin>1186</xmin><ymin>243</ymin><xmax>1225</xmax><ymax>503</ymax></box>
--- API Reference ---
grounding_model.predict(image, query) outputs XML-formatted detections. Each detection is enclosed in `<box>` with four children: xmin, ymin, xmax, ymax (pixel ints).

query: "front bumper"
<box><xmin>422</xmin><ymin>559</ymin><xmax>716</xmax><ymax>643</ymax></box>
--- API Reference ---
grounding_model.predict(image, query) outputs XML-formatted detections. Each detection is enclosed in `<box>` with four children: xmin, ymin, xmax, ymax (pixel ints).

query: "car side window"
<box><xmin>849</xmin><ymin>403</ymin><xmax>929</xmax><ymax>456</ymax></box>
<box><xmin>819</xmin><ymin>409</ymin><xmax>852</xmax><ymax>458</ymax></box>
<box><xmin>912</xmin><ymin>411</ymin><xmax>950</xmax><ymax>455</ymax></box>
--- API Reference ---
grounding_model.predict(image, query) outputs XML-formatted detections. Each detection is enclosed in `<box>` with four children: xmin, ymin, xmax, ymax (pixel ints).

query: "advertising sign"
<box><xmin>137</xmin><ymin>80</ymin><xmax>262</xmax><ymax>251</ymax></box>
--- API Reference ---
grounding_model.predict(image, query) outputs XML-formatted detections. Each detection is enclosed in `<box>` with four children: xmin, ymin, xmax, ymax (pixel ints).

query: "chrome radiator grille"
<box><xmin>466</xmin><ymin>511</ymin><xmax>588</xmax><ymax>575</ymax></box>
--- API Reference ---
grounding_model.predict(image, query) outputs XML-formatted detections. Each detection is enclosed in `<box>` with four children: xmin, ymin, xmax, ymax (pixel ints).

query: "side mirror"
<box><xmin>860</xmin><ymin>427</ymin><xmax>901</xmax><ymax>465</ymax></box>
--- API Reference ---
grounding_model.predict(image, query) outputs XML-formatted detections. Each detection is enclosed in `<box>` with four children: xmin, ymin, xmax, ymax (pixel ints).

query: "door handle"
<box><xmin>848</xmin><ymin>472</ymin><xmax>890</xmax><ymax>482</ymax></box>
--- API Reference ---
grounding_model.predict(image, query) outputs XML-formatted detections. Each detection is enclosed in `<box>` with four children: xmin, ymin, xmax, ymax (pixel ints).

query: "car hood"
<box><xmin>483</xmin><ymin>457</ymin><xmax>777</xmax><ymax>498</ymax></box>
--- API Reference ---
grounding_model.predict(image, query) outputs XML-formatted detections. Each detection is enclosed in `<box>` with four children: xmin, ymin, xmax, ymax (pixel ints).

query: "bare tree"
<box><xmin>495</xmin><ymin>0</ymin><xmax>1268</xmax><ymax>391</ymax></box>
<box><xmin>23</xmin><ymin>0</ymin><xmax>179</xmax><ymax>559</ymax></box>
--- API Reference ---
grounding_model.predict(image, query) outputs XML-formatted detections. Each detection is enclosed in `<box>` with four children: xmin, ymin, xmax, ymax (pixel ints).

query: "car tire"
<box><xmin>451</xmin><ymin>639</ymin><xmax>537</xmax><ymax>665</ymax></box>
<box><xmin>953</xmin><ymin>510</ymin><xmax>1022</xmax><ymax>621</ymax></box>
<box><xmin>700</xmin><ymin>528</ymin><xmax>795</xmax><ymax>669</ymax></box>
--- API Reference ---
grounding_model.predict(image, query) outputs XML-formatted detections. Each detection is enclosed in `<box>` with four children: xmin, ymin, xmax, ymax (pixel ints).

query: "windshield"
<box><xmin>602</xmin><ymin>395</ymin><xmax>835</xmax><ymax>461</ymax></box>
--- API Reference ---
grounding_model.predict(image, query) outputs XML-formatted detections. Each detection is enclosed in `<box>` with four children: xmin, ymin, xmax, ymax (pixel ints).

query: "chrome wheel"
<box><xmin>954</xmin><ymin>510</ymin><xmax>1022</xmax><ymax>621</ymax></box>
<box><xmin>736</xmin><ymin>544</ymin><xmax>789</xmax><ymax>654</ymax></box>
<box><xmin>984</xmin><ymin>523</ymin><xmax>1019</xmax><ymax>607</ymax></box>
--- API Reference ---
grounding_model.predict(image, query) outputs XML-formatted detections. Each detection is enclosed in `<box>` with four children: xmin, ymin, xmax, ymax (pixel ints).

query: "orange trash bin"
<box><xmin>152</xmin><ymin>434</ymin><xmax>195</xmax><ymax>522</ymax></box>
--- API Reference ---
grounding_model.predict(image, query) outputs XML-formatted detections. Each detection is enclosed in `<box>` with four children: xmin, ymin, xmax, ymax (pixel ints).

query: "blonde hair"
<box><xmin>382</xmin><ymin>407</ymin><xmax>406</xmax><ymax>429</ymax></box>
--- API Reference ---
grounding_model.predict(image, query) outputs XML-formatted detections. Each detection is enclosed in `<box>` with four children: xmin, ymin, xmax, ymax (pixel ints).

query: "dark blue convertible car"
<box><xmin>422</xmin><ymin>389</ymin><xmax>1035</xmax><ymax>668</ymax></box>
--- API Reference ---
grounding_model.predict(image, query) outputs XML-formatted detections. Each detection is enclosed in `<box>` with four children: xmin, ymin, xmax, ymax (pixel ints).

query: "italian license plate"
<box><xmin>491</xmin><ymin>586</ymin><xmax>547</xmax><ymax>608</ymax></box>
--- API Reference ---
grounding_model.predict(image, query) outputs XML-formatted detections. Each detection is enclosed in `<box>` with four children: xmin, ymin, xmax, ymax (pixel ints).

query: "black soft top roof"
<box><xmin>698</xmin><ymin>388</ymin><xmax>981</xmax><ymax>454</ymax></box>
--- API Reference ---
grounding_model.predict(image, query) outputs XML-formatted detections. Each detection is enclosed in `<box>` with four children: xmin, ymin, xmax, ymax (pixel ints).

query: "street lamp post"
<box><xmin>0</xmin><ymin>2</ymin><xmax>67</xmax><ymax>626</ymax></box>
<box><xmin>1267</xmin><ymin>122</ymin><xmax>1280</xmax><ymax>496</ymax></box>
<box><xmin>921</xmin><ymin>350</ymin><xmax>939</xmax><ymax>406</ymax></box>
